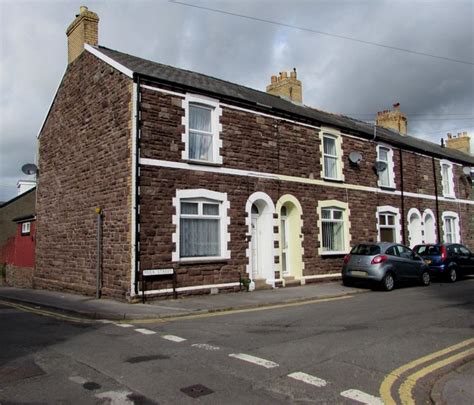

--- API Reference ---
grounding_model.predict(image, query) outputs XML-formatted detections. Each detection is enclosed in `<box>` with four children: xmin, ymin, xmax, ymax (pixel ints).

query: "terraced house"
<box><xmin>35</xmin><ymin>7</ymin><xmax>474</xmax><ymax>300</ymax></box>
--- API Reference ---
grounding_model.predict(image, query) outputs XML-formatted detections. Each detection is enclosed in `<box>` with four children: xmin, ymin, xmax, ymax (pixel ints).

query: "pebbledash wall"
<box><xmin>36</xmin><ymin>47</ymin><xmax>473</xmax><ymax>301</ymax></box>
<box><xmin>35</xmin><ymin>51</ymin><xmax>133</xmax><ymax>298</ymax></box>
<box><xmin>137</xmin><ymin>81</ymin><xmax>473</xmax><ymax>297</ymax></box>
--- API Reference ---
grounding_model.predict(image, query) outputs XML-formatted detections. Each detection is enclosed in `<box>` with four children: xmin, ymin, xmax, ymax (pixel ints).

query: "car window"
<box><xmin>385</xmin><ymin>246</ymin><xmax>399</xmax><ymax>256</ymax></box>
<box><xmin>448</xmin><ymin>246</ymin><xmax>456</xmax><ymax>255</ymax></box>
<box><xmin>414</xmin><ymin>245</ymin><xmax>439</xmax><ymax>256</ymax></box>
<box><xmin>396</xmin><ymin>245</ymin><xmax>413</xmax><ymax>259</ymax></box>
<box><xmin>350</xmin><ymin>244</ymin><xmax>381</xmax><ymax>255</ymax></box>
<box><xmin>459</xmin><ymin>246</ymin><xmax>471</xmax><ymax>255</ymax></box>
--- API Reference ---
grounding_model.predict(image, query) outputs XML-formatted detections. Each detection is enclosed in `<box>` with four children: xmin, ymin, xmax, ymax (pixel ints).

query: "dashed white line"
<box><xmin>69</xmin><ymin>376</ymin><xmax>88</xmax><ymax>385</ymax></box>
<box><xmin>340</xmin><ymin>389</ymin><xmax>384</xmax><ymax>405</ymax></box>
<box><xmin>114</xmin><ymin>323</ymin><xmax>134</xmax><ymax>328</ymax></box>
<box><xmin>288</xmin><ymin>372</ymin><xmax>327</xmax><ymax>387</ymax></box>
<box><xmin>162</xmin><ymin>334</ymin><xmax>186</xmax><ymax>342</ymax></box>
<box><xmin>191</xmin><ymin>343</ymin><xmax>220</xmax><ymax>351</ymax></box>
<box><xmin>228</xmin><ymin>353</ymin><xmax>279</xmax><ymax>369</ymax></box>
<box><xmin>134</xmin><ymin>328</ymin><xmax>156</xmax><ymax>335</ymax></box>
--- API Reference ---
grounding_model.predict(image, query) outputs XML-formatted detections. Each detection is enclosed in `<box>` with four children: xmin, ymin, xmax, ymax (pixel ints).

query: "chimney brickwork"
<box><xmin>376</xmin><ymin>103</ymin><xmax>408</xmax><ymax>136</ymax></box>
<box><xmin>266</xmin><ymin>69</ymin><xmax>302</xmax><ymax>103</ymax></box>
<box><xmin>66</xmin><ymin>6</ymin><xmax>99</xmax><ymax>64</ymax></box>
<box><xmin>446</xmin><ymin>131</ymin><xmax>471</xmax><ymax>155</ymax></box>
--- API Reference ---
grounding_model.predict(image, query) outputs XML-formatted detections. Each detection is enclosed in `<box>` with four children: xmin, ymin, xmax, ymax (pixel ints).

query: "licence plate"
<box><xmin>424</xmin><ymin>259</ymin><xmax>432</xmax><ymax>265</ymax></box>
<box><xmin>351</xmin><ymin>270</ymin><xmax>367</xmax><ymax>277</ymax></box>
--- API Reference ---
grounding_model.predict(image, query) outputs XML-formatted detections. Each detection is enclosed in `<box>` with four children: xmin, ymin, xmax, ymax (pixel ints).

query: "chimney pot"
<box><xmin>80</xmin><ymin>5</ymin><xmax>88</xmax><ymax>13</ymax></box>
<box><xmin>271</xmin><ymin>75</ymin><xmax>277</xmax><ymax>83</ymax></box>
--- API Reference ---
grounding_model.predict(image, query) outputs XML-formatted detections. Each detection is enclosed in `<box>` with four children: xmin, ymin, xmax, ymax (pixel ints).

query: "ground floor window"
<box><xmin>172</xmin><ymin>189</ymin><xmax>230</xmax><ymax>262</ymax></box>
<box><xmin>377</xmin><ymin>206</ymin><xmax>401</xmax><ymax>243</ymax></box>
<box><xmin>317</xmin><ymin>200</ymin><xmax>351</xmax><ymax>255</ymax></box>
<box><xmin>442</xmin><ymin>211</ymin><xmax>460</xmax><ymax>243</ymax></box>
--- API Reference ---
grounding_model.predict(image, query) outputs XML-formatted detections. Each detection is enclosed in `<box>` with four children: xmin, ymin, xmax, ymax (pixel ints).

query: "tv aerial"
<box><xmin>373</xmin><ymin>161</ymin><xmax>387</xmax><ymax>173</ymax></box>
<box><xmin>348</xmin><ymin>151</ymin><xmax>363</xmax><ymax>166</ymax></box>
<box><xmin>21</xmin><ymin>163</ymin><xmax>38</xmax><ymax>176</ymax></box>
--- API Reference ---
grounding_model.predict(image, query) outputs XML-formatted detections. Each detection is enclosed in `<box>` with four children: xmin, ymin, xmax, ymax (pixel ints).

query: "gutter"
<box><xmin>133</xmin><ymin>74</ymin><xmax>142</xmax><ymax>295</ymax></box>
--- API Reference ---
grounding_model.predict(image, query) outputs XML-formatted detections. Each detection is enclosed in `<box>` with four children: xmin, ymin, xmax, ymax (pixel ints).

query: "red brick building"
<box><xmin>35</xmin><ymin>8</ymin><xmax>474</xmax><ymax>301</ymax></box>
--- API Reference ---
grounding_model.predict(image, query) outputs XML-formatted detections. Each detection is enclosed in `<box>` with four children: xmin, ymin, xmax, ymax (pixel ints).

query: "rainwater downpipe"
<box><xmin>134</xmin><ymin>75</ymin><xmax>142</xmax><ymax>295</ymax></box>
<box><xmin>399</xmin><ymin>148</ymin><xmax>406</xmax><ymax>244</ymax></box>
<box><xmin>431</xmin><ymin>156</ymin><xmax>441</xmax><ymax>242</ymax></box>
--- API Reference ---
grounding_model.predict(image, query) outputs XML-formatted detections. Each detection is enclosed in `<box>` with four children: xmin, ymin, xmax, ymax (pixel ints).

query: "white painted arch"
<box><xmin>407</xmin><ymin>208</ymin><xmax>423</xmax><ymax>248</ymax></box>
<box><xmin>422</xmin><ymin>208</ymin><xmax>437</xmax><ymax>244</ymax></box>
<box><xmin>245</xmin><ymin>192</ymin><xmax>276</xmax><ymax>286</ymax></box>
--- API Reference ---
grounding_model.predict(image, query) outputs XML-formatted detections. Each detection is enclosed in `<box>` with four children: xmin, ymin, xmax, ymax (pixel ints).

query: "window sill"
<box><xmin>320</xmin><ymin>251</ymin><xmax>349</xmax><ymax>256</ymax></box>
<box><xmin>379</xmin><ymin>185</ymin><xmax>396</xmax><ymax>191</ymax></box>
<box><xmin>184</xmin><ymin>159</ymin><xmax>222</xmax><ymax>167</ymax></box>
<box><xmin>323</xmin><ymin>177</ymin><xmax>344</xmax><ymax>183</ymax></box>
<box><xmin>442</xmin><ymin>194</ymin><xmax>456</xmax><ymax>199</ymax></box>
<box><xmin>177</xmin><ymin>257</ymin><xmax>230</xmax><ymax>265</ymax></box>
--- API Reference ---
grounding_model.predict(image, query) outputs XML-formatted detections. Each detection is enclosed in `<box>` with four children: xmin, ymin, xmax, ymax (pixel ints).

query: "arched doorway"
<box><xmin>423</xmin><ymin>209</ymin><xmax>437</xmax><ymax>244</ymax></box>
<box><xmin>245</xmin><ymin>192</ymin><xmax>275</xmax><ymax>287</ymax></box>
<box><xmin>407</xmin><ymin>208</ymin><xmax>423</xmax><ymax>248</ymax></box>
<box><xmin>276</xmin><ymin>195</ymin><xmax>304</xmax><ymax>282</ymax></box>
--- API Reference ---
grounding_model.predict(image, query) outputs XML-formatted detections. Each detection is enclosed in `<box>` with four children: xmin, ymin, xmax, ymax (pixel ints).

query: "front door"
<box><xmin>408</xmin><ymin>212</ymin><xmax>423</xmax><ymax>248</ymax></box>
<box><xmin>280</xmin><ymin>206</ymin><xmax>289</xmax><ymax>276</ymax></box>
<box><xmin>251</xmin><ymin>210</ymin><xmax>259</xmax><ymax>280</ymax></box>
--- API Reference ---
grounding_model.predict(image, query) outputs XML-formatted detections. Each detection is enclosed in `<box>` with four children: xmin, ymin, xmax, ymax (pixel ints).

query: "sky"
<box><xmin>0</xmin><ymin>0</ymin><xmax>473</xmax><ymax>202</ymax></box>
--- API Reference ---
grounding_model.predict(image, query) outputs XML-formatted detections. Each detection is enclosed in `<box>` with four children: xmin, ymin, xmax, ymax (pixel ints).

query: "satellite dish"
<box><xmin>462</xmin><ymin>166</ymin><xmax>472</xmax><ymax>176</ymax></box>
<box><xmin>21</xmin><ymin>163</ymin><xmax>38</xmax><ymax>175</ymax></box>
<box><xmin>348</xmin><ymin>151</ymin><xmax>363</xmax><ymax>165</ymax></box>
<box><xmin>374</xmin><ymin>161</ymin><xmax>387</xmax><ymax>173</ymax></box>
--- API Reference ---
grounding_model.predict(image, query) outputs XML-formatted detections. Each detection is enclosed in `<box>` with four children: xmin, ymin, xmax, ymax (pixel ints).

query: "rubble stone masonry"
<box><xmin>36</xmin><ymin>52</ymin><xmax>133</xmax><ymax>299</ymax></box>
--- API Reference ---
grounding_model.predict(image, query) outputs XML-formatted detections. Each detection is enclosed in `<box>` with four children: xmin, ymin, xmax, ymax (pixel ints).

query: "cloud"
<box><xmin>0</xmin><ymin>0</ymin><xmax>472</xmax><ymax>201</ymax></box>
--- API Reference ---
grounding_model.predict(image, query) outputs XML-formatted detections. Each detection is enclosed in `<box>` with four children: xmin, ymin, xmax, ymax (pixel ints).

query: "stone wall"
<box><xmin>35</xmin><ymin>51</ymin><xmax>133</xmax><ymax>300</ymax></box>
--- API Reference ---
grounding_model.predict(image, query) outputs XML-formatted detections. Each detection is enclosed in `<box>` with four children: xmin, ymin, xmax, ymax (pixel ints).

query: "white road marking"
<box><xmin>134</xmin><ymin>328</ymin><xmax>156</xmax><ymax>335</ymax></box>
<box><xmin>69</xmin><ymin>376</ymin><xmax>88</xmax><ymax>385</ymax></box>
<box><xmin>162</xmin><ymin>334</ymin><xmax>187</xmax><ymax>342</ymax></box>
<box><xmin>288</xmin><ymin>372</ymin><xmax>327</xmax><ymax>387</ymax></box>
<box><xmin>340</xmin><ymin>389</ymin><xmax>384</xmax><ymax>405</ymax></box>
<box><xmin>95</xmin><ymin>390</ymin><xmax>134</xmax><ymax>404</ymax></box>
<box><xmin>228</xmin><ymin>353</ymin><xmax>279</xmax><ymax>369</ymax></box>
<box><xmin>114</xmin><ymin>323</ymin><xmax>134</xmax><ymax>328</ymax></box>
<box><xmin>191</xmin><ymin>343</ymin><xmax>220</xmax><ymax>351</ymax></box>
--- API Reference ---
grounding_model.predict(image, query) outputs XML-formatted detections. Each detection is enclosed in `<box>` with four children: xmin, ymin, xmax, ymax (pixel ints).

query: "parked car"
<box><xmin>342</xmin><ymin>242</ymin><xmax>430</xmax><ymax>291</ymax></box>
<box><xmin>413</xmin><ymin>243</ymin><xmax>474</xmax><ymax>282</ymax></box>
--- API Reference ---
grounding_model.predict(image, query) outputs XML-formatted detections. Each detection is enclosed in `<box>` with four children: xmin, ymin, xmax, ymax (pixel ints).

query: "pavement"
<box><xmin>0</xmin><ymin>281</ymin><xmax>361</xmax><ymax>321</ymax></box>
<box><xmin>0</xmin><ymin>282</ymin><xmax>471</xmax><ymax>404</ymax></box>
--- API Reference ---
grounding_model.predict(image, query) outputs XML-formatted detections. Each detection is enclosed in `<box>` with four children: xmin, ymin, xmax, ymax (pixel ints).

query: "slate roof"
<box><xmin>95</xmin><ymin>46</ymin><xmax>474</xmax><ymax>165</ymax></box>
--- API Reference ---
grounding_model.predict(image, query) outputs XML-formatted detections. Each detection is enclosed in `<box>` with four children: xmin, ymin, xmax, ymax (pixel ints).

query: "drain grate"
<box><xmin>180</xmin><ymin>384</ymin><xmax>214</xmax><ymax>398</ymax></box>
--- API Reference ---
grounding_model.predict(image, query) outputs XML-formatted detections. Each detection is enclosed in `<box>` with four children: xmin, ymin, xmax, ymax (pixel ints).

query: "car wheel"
<box><xmin>447</xmin><ymin>268</ymin><xmax>457</xmax><ymax>283</ymax></box>
<box><xmin>420</xmin><ymin>271</ymin><xmax>430</xmax><ymax>286</ymax></box>
<box><xmin>342</xmin><ymin>278</ymin><xmax>353</xmax><ymax>287</ymax></box>
<box><xmin>381</xmin><ymin>272</ymin><xmax>395</xmax><ymax>291</ymax></box>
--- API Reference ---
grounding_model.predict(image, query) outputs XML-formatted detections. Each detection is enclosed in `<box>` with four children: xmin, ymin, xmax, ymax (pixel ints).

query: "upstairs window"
<box><xmin>376</xmin><ymin>145</ymin><xmax>395</xmax><ymax>189</ymax></box>
<box><xmin>182</xmin><ymin>94</ymin><xmax>222</xmax><ymax>164</ymax></box>
<box><xmin>440</xmin><ymin>160</ymin><xmax>455</xmax><ymax>198</ymax></box>
<box><xmin>320</xmin><ymin>129</ymin><xmax>344</xmax><ymax>181</ymax></box>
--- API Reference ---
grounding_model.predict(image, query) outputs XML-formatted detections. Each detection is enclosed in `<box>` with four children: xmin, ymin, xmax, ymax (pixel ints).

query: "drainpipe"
<box><xmin>134</xmin><ymin>75</ymin><xmax>141</xmax><ymax>295</ymax></box>
<box><xmin>431</xmin><ymin>157</ymin><xmax>441</xmax><ymax>242</ymax></box>
<box><xmin>399</xmin><ymin>148</ymin><xmax>406</xmax><ymax>244</ymax></box>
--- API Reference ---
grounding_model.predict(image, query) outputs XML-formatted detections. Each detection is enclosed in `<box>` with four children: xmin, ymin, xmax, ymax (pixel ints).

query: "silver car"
<box><xmin>342</xmin><ymin>242</ymin><xmax>431</xmax><ymax>291</ymax></box>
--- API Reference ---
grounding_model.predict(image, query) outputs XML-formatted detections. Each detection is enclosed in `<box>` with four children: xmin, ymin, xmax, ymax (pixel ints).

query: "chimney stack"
<box><xmin>445</xmin><ymin>131</ymin><xmax>471</xmax><ymax>155</ymax></box>
<box><xmin>376</xmin><ymin>102</ymin><xmax>407</xmax><ymax>136</ymax></box>
<box><xmin>266</xmin><ymin>68</ymin><xmax>302</xmax><ymax>103</ymax></box>
<box><xmin>66</xmin><ymin>6</ymin><xmax>99</xmax><ymax>64</ymax></box>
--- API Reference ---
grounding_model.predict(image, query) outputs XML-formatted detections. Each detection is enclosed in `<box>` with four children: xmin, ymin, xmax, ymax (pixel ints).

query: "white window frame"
<box><xmin>376</xmin><ymin>206</ymin><xmax>402</xmax><ymax>243</ymax></box>
<box><xmin>21</xmin><ymin>222</ymin><xmax>31</xmax><ymax>234</ymax></box>
<box><xmin>376</xmin><ymin>144</ymin><xmax>396</xmax><ymax>189</ymax></box>
<box><xmin>440</xmin><ymin>160</ymin><xmax>455</xmax><ymax>198</ymax></box>
<box><xmin>319</xmin><ymin>128</ymin><xmax>344</xmax><ymax>181</ymax></box>
<box><xmin>441</xmin><ymin>211</ymin><xmax>460</xmax><ymax>243</ymax></box>
<box><xmin>317</xmin><ymin>200</ymin><xmax>351</xmax><ymax>255</ymax></box>
<box><xmin>172</xmin><ymin>189</ymin><xmax>230</xmax><ymax>262</ymax></box>
<box><xmin>182</xmin><ymin>94</ymin><xmax>223</xmax><ymax>164</ymax></box>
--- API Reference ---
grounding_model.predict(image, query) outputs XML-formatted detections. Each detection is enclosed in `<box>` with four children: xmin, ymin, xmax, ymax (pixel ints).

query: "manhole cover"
<box><xmin>180</xmin><ymin>384</ymin><xmax>214</xmax><ymax>398</ymax></box>
<box><xmin>0</xmin><ymin>358</ymin><xmax>45</xmax><ymax>384</ymax></box>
